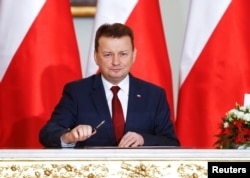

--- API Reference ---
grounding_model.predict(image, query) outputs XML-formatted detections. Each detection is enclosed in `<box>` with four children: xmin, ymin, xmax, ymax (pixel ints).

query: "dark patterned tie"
<box><xmin>111</xmin><ymin>86</ymin><xmax>125</xmax><ymax>142</ymax></box>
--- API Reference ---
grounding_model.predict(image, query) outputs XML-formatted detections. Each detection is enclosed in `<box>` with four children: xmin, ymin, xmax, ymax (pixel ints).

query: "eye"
<box><xmin>103</xmin><ymin>53</ymin><xmax>112</xmax><ymax>58</ymax></box>
<box><xmin>120</xmin><ymin>52</ymin><xmax>128</xmax><ymax>58</ymax></box>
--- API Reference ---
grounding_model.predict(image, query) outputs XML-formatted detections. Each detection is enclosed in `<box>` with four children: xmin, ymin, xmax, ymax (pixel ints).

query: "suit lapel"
<box><xmin>90</xmin><ymin>74</ymin><xmax>115</xmax><ymax>141</ymax></box>
<box><xmin>91</xmin><ymin>75</ymin><xmax>111</xmax><ymax>119</ymax></box>
<box><xmin>126</xmin><ymin>75</ymin><xmax>143</xmax><ymax>128</ymax></box>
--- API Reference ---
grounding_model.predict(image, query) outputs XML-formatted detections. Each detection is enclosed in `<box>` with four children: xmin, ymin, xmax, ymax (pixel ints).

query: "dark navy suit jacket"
<box><xmin>39</xmin><ymin>74</ymin><xmax>179</xmax><ymax>147</ymax></box>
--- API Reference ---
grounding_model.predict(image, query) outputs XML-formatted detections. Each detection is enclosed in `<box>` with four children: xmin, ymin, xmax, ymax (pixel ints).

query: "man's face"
<box><xmin>94</xmin><ymin>36</ymin><xmax>136</xmax><ymax>85</ymax></box>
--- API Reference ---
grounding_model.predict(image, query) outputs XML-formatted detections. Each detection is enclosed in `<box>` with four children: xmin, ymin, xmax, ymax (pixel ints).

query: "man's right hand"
<box><xmin>61</xmin><ymin>125</ymin><xmax>96</xmax><ymax>144</ymax></box>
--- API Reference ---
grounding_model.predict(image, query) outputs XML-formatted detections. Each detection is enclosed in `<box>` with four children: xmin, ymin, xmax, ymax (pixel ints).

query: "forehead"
<box><xmin>98</xmin><ymin>36</ymin><xmax>132</xmax><ymax>49</ymax></box>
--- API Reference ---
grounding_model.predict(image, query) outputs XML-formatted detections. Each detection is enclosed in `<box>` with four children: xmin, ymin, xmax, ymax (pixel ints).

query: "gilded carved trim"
<box><xmin>0</xmin><ymin>160</ymin><xmax>207</xmax><ymax>178</ymax></box>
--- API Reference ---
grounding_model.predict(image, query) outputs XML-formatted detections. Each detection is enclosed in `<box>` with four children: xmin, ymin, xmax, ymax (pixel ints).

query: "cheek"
<box><xmin>96</xmin><ymin>57</ymin><xmax>105</xmax><ymax>65</ymax></box>
<box><xmin>125</xmin><ymin>60</ymin><xmax>134</xmax><ymax>67</ymax></box>
<box><xmin>98</xmin><ymin>59</ymin><xmax>111</xmax><ymax>68</ymax></box>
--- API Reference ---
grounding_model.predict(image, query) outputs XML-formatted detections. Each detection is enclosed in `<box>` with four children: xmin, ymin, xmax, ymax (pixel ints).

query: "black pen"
<box><xmin>92</xmin><ymin>120</ymin><xmax>105</xmax><ymax>133</ymax></box>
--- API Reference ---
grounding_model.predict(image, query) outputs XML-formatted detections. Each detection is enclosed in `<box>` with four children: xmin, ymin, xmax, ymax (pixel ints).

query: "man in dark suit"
<box><xmin>39</xmin><ymin>23</ymin><xmax>179</xmax><ymax>148</ymax></box>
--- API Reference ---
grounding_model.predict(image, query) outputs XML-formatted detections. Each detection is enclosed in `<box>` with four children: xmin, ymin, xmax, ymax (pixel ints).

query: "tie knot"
<box><xmin>111</xmin><ymin>86</ymin><xmax>120</xmax><ymax>95</ymax></box>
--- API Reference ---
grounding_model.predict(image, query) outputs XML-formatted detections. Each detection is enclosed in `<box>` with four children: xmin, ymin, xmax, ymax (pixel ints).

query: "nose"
<box><xmin>112</xmin><ymin>55</ymin><xmax>120</xmax><ymax>65</ymax></box>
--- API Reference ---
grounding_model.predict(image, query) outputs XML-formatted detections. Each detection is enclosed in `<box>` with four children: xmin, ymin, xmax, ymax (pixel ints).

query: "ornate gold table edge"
<box><xmin>1</xmin><ymin>149</ymin><xmax>250</xmax><ymax>177</ymax></box>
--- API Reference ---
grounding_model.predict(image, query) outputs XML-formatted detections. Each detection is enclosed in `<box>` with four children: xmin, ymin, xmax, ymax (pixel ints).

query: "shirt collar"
<box><xmin>101</xmin><ymin>75</ymin><xmax>129</xmax><ymax>94</ymax></box>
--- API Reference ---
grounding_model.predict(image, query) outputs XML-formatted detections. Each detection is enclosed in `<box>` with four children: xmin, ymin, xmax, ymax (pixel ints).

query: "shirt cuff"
<box><xmin>60</xmin><ymin>136</ymin><xmax>76</xmax><ymax>148</ymax></box>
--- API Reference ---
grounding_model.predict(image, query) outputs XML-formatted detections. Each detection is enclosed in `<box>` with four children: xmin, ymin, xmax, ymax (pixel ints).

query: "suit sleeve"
<box><xmin>39</xmin><ymin>83</ymin><xmax>78</xmax><ymax>148</ymax></box>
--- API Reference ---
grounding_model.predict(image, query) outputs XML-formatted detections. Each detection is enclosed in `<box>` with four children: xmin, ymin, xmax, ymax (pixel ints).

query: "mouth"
<box><xmin>110</xmin><ymin>68</ymin><xmax>122</xmax><ymax>72</ymax></box>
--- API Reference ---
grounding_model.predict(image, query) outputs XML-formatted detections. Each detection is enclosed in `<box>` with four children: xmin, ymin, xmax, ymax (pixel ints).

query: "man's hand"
<box><xmin>61</xmin><ymin>125</ymin><xmax>95</xmax><ymax>144</ymax></box>
<box><xmin>118</xmin><ymin>131</ymin><xmax>144</xmax><ymax>147</ymax></box>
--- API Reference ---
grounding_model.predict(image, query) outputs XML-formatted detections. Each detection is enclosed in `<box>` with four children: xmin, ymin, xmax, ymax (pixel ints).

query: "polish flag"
<box><xmin>0</xmin><ymin>0</ymin><xmax>82</xmax><ymax>148</ymax></box>
<box><xmin>176</xmin><ymin>0</ymin><xmax>250</xmax><ymax>148</ymax></box>
<box><xmin>86</xmin><ymin>0</ymin><xmax>174</xmax><ymax>121</ymax></box>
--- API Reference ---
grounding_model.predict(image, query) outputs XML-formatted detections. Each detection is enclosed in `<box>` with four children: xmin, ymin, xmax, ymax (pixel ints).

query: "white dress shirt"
<box><xmin>102</xmin><ymin>75</ymin><xmax>129</xmax><ymax>120</ymax></box>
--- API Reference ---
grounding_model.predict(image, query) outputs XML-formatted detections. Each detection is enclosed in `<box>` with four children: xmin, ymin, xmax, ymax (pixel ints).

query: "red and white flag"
<box><xmin>86</xmin><ymin>0</ymin><xmax>175</xmax><ymax>121</ymax></box>
<box><xmin>0</xmin><ymin>0</ymin><xmax>82</xmax><ymax>148</ymax></box>
<box><xmin>176</xmin><ymin>0</ymin><xmax>250</xmax><ymax>148</ymax></box>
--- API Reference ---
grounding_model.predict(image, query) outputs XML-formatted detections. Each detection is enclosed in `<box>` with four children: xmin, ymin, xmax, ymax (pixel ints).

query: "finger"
<box><xmin>129</xmin><ymin>140</ymin><xmax>141</xmax><ymax>147</ymax></box>
<box><xmin>119</xmin><ymin>137</ymin><xmax>134</xmax><ymax>147</ymax></box>
<box><xmin>82</xmin><ymin>126</ymin><xmax>95</xmax><ymax>140</ymax></box>
<box><xmin>71</xmin><ymin>127</ymin><xmax>86</xmax><ymax>141</ymax></box>
<box><xmin>119</xmin><ymin>132</ymin><xmax>143</xmax><ymax>147</ymax></box>
<box><xmin>119</xmin><ymin>132</ymin><xmax>134</xmax><ymax>146</ymax></box>
<box><xmin>91</xmin><ymin>129</ymin><xmax>97</xmax><ymax>135</ymax></box>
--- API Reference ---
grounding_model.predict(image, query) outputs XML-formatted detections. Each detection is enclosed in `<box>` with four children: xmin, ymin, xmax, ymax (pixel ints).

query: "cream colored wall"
<box><xmin>72</xmin><ymin>0</ymin><xmax>191</xmax><ymax>117</ymax></box>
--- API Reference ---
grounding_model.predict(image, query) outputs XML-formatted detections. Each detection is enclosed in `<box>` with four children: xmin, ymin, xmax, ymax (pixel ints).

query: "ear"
<box><xmin>94</xmin><ymin>51</ymin><xmax>98</xmax><ymax>65</ymax></box>
<box><xmin>132</xmin><ymin>48</ymin><xmax>137</xmax><ymax>63</ymax></box>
